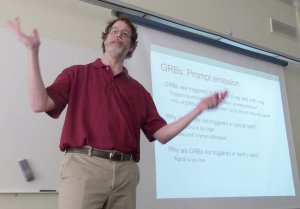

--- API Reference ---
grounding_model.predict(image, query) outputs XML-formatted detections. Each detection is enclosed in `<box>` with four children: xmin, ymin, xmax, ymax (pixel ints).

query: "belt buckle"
<box><xmin>109</xmin><ymin>151</ymin><xmax>123</xmax><ymax>161</ymax></box>
<box><xmin>88</xmin><ymin>147</ymin><xmax>93</xmax><ymax>156</ymax></box>
<box><xmin>109</xmin><ymin>151</ymin><xmax>116</xmax><ymax>161</ymax></box>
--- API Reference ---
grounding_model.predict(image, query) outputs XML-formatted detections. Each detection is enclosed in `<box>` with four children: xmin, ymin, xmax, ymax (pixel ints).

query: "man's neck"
<box><xmin>102</xmin><ymin>54</ymin><xmax>125</xmax><ymax>75</ymax></box>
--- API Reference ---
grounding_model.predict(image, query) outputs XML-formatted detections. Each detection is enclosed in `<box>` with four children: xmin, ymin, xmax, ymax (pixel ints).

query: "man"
<box><xmin>8</xmin><ymin>16</ymin><xmax>227</xmax><ymax>209</ymax></box>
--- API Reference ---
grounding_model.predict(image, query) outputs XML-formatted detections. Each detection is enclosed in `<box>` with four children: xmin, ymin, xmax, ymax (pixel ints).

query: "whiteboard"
<box><xmin>0</xmin><ymin>27</ymin><xmax>100</xmax><ymax>193</ymax></box>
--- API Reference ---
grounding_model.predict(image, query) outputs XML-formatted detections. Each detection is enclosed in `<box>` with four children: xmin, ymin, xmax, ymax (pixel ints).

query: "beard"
<box><xmin>106</xmin><ymin>43</ymin><xmax>129</xmax><ymax>59</ymax></box>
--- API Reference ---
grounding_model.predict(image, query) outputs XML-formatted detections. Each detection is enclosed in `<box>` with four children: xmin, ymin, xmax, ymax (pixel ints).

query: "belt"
<box><xmin>66</xmin><ymin>147</ymin><xmax>133</xmax><ymax>162</ymax></box>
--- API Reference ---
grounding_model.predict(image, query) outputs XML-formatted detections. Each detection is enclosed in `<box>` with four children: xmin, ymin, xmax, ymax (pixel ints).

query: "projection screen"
<box><xmin>124</xmin><ymin>24</ymin><xmax>300</xmax><ymax>209</ymax></box>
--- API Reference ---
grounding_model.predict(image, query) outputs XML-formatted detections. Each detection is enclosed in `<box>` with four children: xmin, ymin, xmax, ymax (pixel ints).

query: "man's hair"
<box><xmin>101</xmin><ymin>16</ymin><xmax>138</xmax><ymax>59</ymax></box>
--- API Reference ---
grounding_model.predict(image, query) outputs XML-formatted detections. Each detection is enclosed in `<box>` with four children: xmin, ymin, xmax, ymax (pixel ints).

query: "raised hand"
<box><xmin>6</xmin><ymin>17</ymin><xmax>55</xmax><ymax>112</ymax></box>
<box><xmin>7</xmin><ymin>17</ymin><xmax>40</xmax><ymax>50</ymax></box>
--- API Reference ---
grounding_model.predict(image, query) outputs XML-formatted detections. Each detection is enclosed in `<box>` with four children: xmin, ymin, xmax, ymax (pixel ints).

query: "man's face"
<box><xmin>104</xmin><ymin>20</ymin><xmax>132</xmax><ymax>59</ymax></box>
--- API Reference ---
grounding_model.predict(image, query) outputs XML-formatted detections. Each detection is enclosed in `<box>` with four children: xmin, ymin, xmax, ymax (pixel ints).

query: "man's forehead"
<box><xmin>112</xmin><ymin>20</ymin><xmax>131</xmax><ymax>31</ymax></box>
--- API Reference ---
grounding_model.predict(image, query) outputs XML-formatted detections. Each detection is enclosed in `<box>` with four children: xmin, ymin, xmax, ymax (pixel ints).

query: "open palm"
<box><xmin>7</xmin><ymin>17</ymin><xmax>40</xmax><ymax>49</ymax></box>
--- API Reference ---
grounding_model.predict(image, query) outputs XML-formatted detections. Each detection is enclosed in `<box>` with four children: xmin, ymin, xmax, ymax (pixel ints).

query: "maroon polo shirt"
<box><xmin>46</xmin><ymin>58</ymin><xmax>166</xmax><ymax>162</ymax></box>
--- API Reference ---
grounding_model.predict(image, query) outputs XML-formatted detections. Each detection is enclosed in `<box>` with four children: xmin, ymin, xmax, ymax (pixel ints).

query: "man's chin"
<box><xmin>107</xmin><ymin>48</ymin><xmax>127</xmax><ymax>59</ymax></box>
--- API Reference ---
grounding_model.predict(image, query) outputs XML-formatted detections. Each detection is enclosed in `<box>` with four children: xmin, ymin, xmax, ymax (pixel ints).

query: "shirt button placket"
<box><xmin>106</xmin><ymin>66</ymin><xmax>113</xmax><ymax>81</ymax></box>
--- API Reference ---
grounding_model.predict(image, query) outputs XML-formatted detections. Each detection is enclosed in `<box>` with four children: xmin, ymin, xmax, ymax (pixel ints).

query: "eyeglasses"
<box><xmin>109</xmin><ymin>27</ymin><xmax>131</xmax><ymax>39</ymax></box>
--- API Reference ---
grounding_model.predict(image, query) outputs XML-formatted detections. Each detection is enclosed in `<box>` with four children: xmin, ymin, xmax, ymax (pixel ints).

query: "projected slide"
<box><xmin>151</xmin><ymin>44</ymin><xmax>295</xmax><ymax>199</ymax></box>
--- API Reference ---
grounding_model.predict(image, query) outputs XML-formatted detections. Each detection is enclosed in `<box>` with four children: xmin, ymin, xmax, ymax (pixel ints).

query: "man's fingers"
<box><xmin>214</xmin><ymin>91</ymin><xmax>227</xmax><ymax>105</ymax></box>
<box><xmin>218</xmin><ymin>91</ymin><xmax>227</xmax><ymax>101</ymax></box>
<box><xmin>7</xmin><ymin>17</ymin><xmax>22</xmax><ymax>35</ymax></box>
<box><xmin>33</xmin><ymin>28</ymin><xmax>39</xmax><ymax>39</ymax></box>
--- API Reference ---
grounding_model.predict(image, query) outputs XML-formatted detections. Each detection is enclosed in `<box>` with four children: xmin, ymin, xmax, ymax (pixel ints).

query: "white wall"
<box><xmin>0</xmin><ymin>0</ymin><xmax>300</xmax><ymax>208</ymax></box>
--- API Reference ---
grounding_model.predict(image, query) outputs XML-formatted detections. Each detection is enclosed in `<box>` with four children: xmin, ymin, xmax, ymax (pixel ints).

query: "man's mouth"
<box><xmin>111</xmin><ymin>39</ymin><xmax>122</xmax><ymax>45</ymax></box>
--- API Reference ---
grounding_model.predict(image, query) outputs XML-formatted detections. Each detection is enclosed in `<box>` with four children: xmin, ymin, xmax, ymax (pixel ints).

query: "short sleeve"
<box><xmin>45</xmin><ymin>68</ymin><xmax>72</xmax><ymax>118</ymax></box>
<box><xmin>141</xmin><ymin>92</ymin><xmax>167</xmax><ymax>142</ymax></box>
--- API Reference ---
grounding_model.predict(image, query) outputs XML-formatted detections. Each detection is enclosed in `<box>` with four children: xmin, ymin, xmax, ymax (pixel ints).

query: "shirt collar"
<box><xmin>91</xmin><ymin>58</ymin><xmax>130</xmax><ymax>77</ymax></box>
<box><xmin>91</xmin><ymin>58</ymin><xmax>106</xmax><ymax>69</ymax></box>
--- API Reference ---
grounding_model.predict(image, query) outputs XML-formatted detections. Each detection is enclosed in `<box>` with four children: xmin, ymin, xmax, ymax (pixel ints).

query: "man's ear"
<box><xmin>129</xmin><ymin>45</ymin><xmax>134</xmax><ymax>52</ymax></box>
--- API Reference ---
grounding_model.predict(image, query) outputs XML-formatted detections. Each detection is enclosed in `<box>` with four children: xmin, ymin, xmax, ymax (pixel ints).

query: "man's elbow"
<box><xmin>31</xmin><ymin>105</ymin><xmax>46</xmax><ymax>113</ymax></box>
<box><xmin>154</xmin><ymin>133</ymin><xmax>172</xmax><ymax>144</ymax></box>
<box><xmin>30</xmin><ymin>102</ymin><xmax>51</xmax><ymax>113</ymax></box>
<box><xmin>30</xmin><ymin>97</ymin><xmax>55</xmax><ymax>113</ymax></box>
<box><xmin>153</xmin><ymin>126</ymin><xmax>172</xmax><ymax>144</ymax></box>
<box><xmin>157</xmin><ymin>138</ymin><xmax>168</xmax><ymax>144</ymax></box>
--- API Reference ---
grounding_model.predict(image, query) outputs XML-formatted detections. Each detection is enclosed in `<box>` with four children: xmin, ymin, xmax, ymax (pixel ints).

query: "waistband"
<box><xmin>66</xmin><ymin>147</ymin><xmax>133</xmax><ymax>162</ymax></box>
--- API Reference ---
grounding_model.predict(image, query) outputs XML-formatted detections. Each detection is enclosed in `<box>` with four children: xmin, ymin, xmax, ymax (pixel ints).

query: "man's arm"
<box><xmin>8</xmin><ymin>17</ymin><xmax>56</xmax><ymax>112</ymax></box>
<box><xmin>153</xmin><ymin>91</ymin><xmax>227</xmax><ymax>144</ymax></box>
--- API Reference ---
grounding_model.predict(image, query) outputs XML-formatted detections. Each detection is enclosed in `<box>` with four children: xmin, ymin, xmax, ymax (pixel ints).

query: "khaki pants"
<box><xmin>58</xmin><ymin>152</ymin><xmax>139</xmax><ymax>209</ymax></box>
